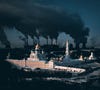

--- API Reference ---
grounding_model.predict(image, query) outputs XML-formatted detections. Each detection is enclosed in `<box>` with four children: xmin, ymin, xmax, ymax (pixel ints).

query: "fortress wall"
<box><xmin>7</xmin><ymin>59</ymin><xmax>25</xmax><ymax>67</ymax></box>
<box><xmin>7</xmin><ymin>59</ymin><xmax>54</xmax><ymax>69</ymax></box>
<box><xmin>26</xmin><ymin>60</ymin><xmax>54</xmax><ymax>69</ymax></box>
<box><xmin>55</xmin><ymin>66</ymin><xmax>85</xmax><ymax>73</ymax></box>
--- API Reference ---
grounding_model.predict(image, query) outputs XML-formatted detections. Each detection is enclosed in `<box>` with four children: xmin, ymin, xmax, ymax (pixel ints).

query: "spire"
<box><xmin>89</xmin><ymin>52</ymin><xmax>94</xmax><ymax>60</ymax></box>
<box><xmin>35</xmin><ymin>44</ymin><xmax>40</xmax><ymax>50</ymax></box>
<box><xmin>79</xmin><ymin>54</ymin><xmax>84</xmax><ymax>60</ymax></box>
<box><xmin>7</xmin><ymin>52</ymin><xmax>10</xmax><ymax>59</ymax></box>
<box><xmin>35</xmin><ymin>44</ymin><xmax>40</xmax><ymax>54</ymax></box>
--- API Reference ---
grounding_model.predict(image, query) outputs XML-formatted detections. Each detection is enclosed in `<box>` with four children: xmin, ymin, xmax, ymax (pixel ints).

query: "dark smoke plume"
<box><xmin>0</xmin><ymin>0</ymin><xmax>89</xmax><ymax>48</ymax></box>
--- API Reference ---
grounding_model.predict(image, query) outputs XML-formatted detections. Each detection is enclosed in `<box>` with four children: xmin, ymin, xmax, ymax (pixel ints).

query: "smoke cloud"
<box><xmin>0</xmin><ymin>0</ymin><xmax>89</xmax><ymax>48</ymax></box>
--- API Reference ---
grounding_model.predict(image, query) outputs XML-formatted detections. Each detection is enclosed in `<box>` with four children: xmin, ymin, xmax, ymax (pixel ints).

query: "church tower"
<box><xmin>65</xmin><ymin>40</ymin><xmax>69</xmax><ymax>56</ymax></box>
<box><xmin>63</xmin><ymin>40</ymin><xmax>70</xmax><ymax>63</ymax></box>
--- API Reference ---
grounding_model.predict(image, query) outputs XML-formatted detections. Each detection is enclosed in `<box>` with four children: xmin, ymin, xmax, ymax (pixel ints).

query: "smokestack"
<box><xmin>0</xmin><ymin>28</ymin><xmax>11</xmax><ymax>48</ymax></box>
<box><xmin>75</xmin><ymin>41</ymin><xmax>80</xmax><ymax>49</ymax></box>
<box><xmin>36</xmin><ymin>29</ymin><xmax>40</xmax><ymax>44</ymax></box>
<box><xmin>46</xmin><ymin>36</ymin><xmax>49</xmax><ymax>45</ymax></box>
<box><xmin>31</xmin><ymin>35</ymin><xmax>35</xmax><ymax>46</ymax></box>
<box><xmin>25</xmin><ymin>34</ymin><xmax>29</xmax><ymax>48</ymax></box>
<box><xmin>19</xmin><ymin>35</ymin><xmax>29</xmax><ymax>48</ymax></box>
<box><xmin>52</xmin><ymin>38</ymin><xmax>57</xmax><ymax>45</ymax></box>
<box><xmin>82</xmin><ymin>42</ymin><xmax>86</xmax><ymax>49</ymax></box>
